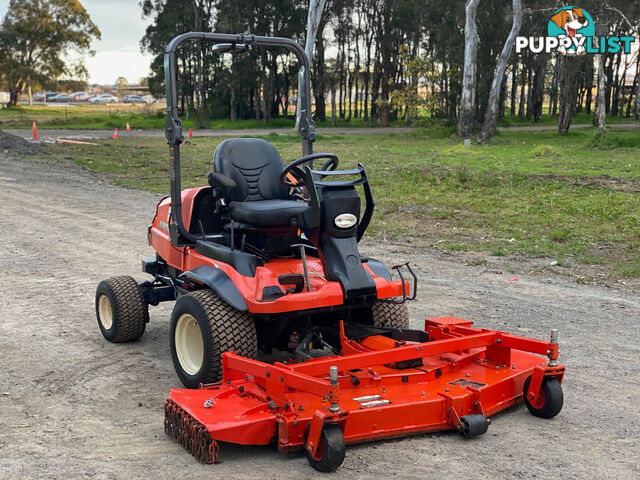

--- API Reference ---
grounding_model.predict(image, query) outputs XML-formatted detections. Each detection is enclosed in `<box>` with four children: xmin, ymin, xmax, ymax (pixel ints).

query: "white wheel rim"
<box><xmin>98</xmin><ymin>295</ymin><xmax>113</xmax><ymax>330</ymax></box>
<box><xmin>175</xmin><ymin>313</ymin><xmax>204</xmax><ymax>376</ymax></box>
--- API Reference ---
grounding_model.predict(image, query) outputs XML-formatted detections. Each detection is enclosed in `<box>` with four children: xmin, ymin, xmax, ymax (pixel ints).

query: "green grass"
<box><xmin>498</xmin><ymin>112</ymin><xmax>636</xmax><ymax>127</ymax></box>
<box><xmin>0</xmin><ymin>105</ymin><xmax>413</xmax><ymax>130</ymax></box>
<box><xmin>39</xmin><ymin>126</ymin><xmax>640</xmax><ymax>279</ymax></box>
<box><xmin>3</xmin><ymin>104</ymin><xmax>635</xmax><ymax>131</ymax></box>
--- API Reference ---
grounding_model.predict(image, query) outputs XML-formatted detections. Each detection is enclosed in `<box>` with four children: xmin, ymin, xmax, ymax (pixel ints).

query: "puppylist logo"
<box><xmin>516</xmin><ymin>6</ymin><xmax>634</xmax><ymax>55</ymax></box>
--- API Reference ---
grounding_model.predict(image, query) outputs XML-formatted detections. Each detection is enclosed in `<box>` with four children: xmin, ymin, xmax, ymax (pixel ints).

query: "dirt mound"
<box><xmin>0</xmin><ymin>130</ymin><xmax>47</xmax><ymax>155</ymax></box>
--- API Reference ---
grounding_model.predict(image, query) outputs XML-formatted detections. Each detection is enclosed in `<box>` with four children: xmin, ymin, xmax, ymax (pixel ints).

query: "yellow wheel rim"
<box><xmin>175</xmin><ymin>313</ymin><xmax>204</xmax><ymax>375</ymax></box>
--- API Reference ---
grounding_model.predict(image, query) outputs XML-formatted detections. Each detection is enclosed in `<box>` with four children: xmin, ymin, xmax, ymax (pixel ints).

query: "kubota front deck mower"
<box><xmin>94</xmin><ymin>33</ymin><xmax>565</xmax><ymax>473</ymax></box>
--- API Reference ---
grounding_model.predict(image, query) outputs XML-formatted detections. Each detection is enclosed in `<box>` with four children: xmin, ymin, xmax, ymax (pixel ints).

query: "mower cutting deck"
<box><xmin>165</xmin><ymin>316</ymin><xmax>564</xmax><ymax>472</ymax></box>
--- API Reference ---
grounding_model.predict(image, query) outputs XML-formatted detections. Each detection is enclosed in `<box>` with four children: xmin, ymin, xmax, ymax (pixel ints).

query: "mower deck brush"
<box><xmin>164</xmin><ymin>316</ymin><xmax>565</xmax><ymax>472</ymax></box>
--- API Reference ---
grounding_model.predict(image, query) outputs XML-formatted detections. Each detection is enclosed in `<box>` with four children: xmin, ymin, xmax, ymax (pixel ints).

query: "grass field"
<box><xmin>38</xmin><ymin>126</ymin><xmax>640</xmax><ymax>282</ymax></box>
<box><xmin>2</xmin><ymin>104</ymin><xmax>637</xmax><ymax>130</ymax></box>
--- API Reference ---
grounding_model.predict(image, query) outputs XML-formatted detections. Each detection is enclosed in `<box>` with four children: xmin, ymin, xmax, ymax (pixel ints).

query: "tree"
<box><xmin>296</xmin><ymin>0</ymin><xmax>327</xmax><ymax>127</ymax></box>
<box><xmin>0</xmin><ymin>0</ymin><xmax>100</xmax><ymax>106</ymax></box>
<box><xmin>457</xmin><ymin>0</ymin><xmax>481</xmax><ymax>139</ymax></box>
<box><xmin>115</xmin><ymin>77</ymin><xmax>129</xmax><ymax>89</ymax></box>
<box><xmin>479</xmin><ymin>0</ymin><xmax>522</xmax><ymax>141</ymax></box>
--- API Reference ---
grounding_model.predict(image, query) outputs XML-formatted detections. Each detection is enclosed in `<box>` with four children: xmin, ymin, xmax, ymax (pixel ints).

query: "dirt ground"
<box><xmin>0</xmin><ymin>153</ymin><xmax>639</xmax><ymax>480</ymax></box>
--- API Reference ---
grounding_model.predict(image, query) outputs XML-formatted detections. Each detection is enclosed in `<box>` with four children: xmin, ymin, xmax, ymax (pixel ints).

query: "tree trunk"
<box><xmin>518</xmin><ymin>65</ymin><xmax>527</xmax><ymax>119</ymax></box>
<box><xmin>510</xmin><ymin>60</ymin><xmax>518</xmax><ymax>116</ymax></box>
<box><xmin>549</xmin><ymin>59</ymin><xmax>559</xmax><ymax>116</ymax></box>
<box><xmin>312</xmin><ymin>20</ymin><xmax>328</xmax><ymax>122</ymax></box>
<box><xmin>594</xmin><ymin>54</ymin><xmax>607</xmax><ymax>133</ymax></box>
<box><xmin>625</xmin><ymin>59</ymin><xmax>638</xmax><ymax>117</ymax></box>
<box><xmin>531</xmin><ymin>56</ymin><xmax>547</xmax><ymax>122</ymax></box>
<box><xmin>193</xmin><ymin>3</ymin><xmax>208</xmax><ymax>129</ymax></box>
<box><xmin>558</xmin><ymin>57</ymin><xmax>578</xmax><ymax>135</ymax></box>
<box><xmin>457</xmin><ymin>0</ymin><xmax>481</xmax><ymax>139</ymax></box>
<box><xmin>331</xmin><ymin>81</ymin><xmax>337</xmax><ymax>127</ymax></box>
<box><xmin>296</xmin><ymin>0</ymin><xmax>327</xmax><ymax>126</ymax></box>
<box><xmin>479</xmin><ymin>0</ymin><xmax>521</xmax><ymax>142</ymax></box>
<box><xmin>635</xmin><ymin>59</ymin><xmax>640</xmax><ymax>120</ymax></box>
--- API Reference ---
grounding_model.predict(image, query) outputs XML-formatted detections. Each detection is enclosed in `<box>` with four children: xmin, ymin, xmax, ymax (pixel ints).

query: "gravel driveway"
<box><xmin>0</xmin><ymin>153</ymin><xmax>638</xmax><ymax>479</ymax></box>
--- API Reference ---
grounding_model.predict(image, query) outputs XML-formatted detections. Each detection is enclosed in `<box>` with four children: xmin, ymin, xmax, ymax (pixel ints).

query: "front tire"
<box><xmin>170</xmin><ymin>290</ymin><xmax>257</xmax><ymax>388</ymax></box>
<box><xmin>371</xmin><ymin>301</ymin><xmax>409</xmax><ymax>329</ymax></box>
<box><xmin>95</xmin><ymin>276</ymin><xmax>148</xmax><ymax>342</ymax></box>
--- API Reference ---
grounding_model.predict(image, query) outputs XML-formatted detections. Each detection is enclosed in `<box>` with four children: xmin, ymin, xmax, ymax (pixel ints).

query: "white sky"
<box><xmin>0</xmin><ymin>0</ymin><xmax>154</xmax><ymax>85</ymax></box>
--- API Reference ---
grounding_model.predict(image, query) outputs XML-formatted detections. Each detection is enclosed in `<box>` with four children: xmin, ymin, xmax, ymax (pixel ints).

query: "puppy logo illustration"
<box><xmin>548</xmin><ymin>6</ymin><xmax>595</xmax><ymax>55</ymax></box>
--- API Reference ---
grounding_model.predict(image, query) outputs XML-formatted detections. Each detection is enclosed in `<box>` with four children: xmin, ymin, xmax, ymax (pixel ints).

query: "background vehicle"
<box><xmin>141</xmin><ymin>95</ymin><xmax>156</xmax><ymax>104</ymax></box>
<box><xmin>76</xmin><ymin>93</ymin><xmax>96</xmax><ymax>102</ymax></box>
<box><xmin>123</xmin><ymin>95</ymin><xmax>146</xmax><ymax>104</ymax></box>
<box><xmin>89</xmin><ymin>93</ymin><xmax>117</xmax><ymax>104</ymax></box>
<box><xmin>45</xmin><ymin>92</ymin><xmax>58</xmax><ymax>101</ymax></box>
<box><xmin>69</xmin><ymin>91</ymin><xmax>88</xmax><ymax>101</ymax></box>
<box><xmin>52</xmin><ymin>94</ymin><xmax>71</xmax><ymax>102</ymax></box>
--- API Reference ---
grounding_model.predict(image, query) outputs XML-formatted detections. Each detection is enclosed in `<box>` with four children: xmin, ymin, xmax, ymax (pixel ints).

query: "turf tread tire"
<box><xmin>95</xmin><ymin>276</ymin><xmax>148</xmax><ymax>343</ymax></box>
<box><xmin>371</xmin><ymin>301</ymin><xmax>409</xmax><ymax>329</ymax></box>
<box><xmin>170</xmin><ymin>290</ymin><xmax>257</xmax><ymax>388</ymax></box>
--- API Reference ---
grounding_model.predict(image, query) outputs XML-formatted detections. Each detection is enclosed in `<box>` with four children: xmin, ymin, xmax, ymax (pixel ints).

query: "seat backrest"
<box><xmin>213</xmin><ymin>138</ymin><xmax>289</xmax><ymax>202</ymax></box>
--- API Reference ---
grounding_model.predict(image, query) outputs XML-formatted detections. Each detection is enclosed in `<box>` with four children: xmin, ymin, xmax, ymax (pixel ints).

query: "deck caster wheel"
<box><xmin>95</xmin><ymin>276</ymin><xmax>148</xmax><ymax>342</ymax></box>
<box><xmin>304</xmin><ymin>423</ymin><xmax>346</xmax><ymax>472</ymax></box>
<box><xmin>459</xmin><ymin>414</ymin><xmax>490</xmax><ymax>438</ymax></box>
<box><xmin>170</xmin><ymin>289</ymin><xmax>257</xmax><ymax>388</ymax></box>
<box><xmin>523</xmin><ymin>375</ymin><xmax>563</xmax><ymax>419</ymax></box>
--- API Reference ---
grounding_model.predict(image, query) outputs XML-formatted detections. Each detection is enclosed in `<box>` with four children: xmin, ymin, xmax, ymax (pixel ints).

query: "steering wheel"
<box><xmin>280</xmin><ymin>153</ymin><xmax>339</xmax><ymax>188</ymax></box>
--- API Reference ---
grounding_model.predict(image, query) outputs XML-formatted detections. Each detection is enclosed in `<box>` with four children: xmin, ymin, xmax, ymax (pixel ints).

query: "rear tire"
<box><xmin>170</xmin><ymin>290</ymin><xmax>257</xmax><ymax>388</ymax></box>
<box><xmin>95</xmin><ymin>276</ymin><xmax>148</xmax><ymax>342</ymax></box>
<box><xmin>371</xmin><ymin>301</ymin><xmax>409</xmax><ymax>329</ymax></box>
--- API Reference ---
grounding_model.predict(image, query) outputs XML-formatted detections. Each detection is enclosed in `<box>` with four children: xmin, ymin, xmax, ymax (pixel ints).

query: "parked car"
<box><xmin>0</xmin><ymin>92</ymin><xmax>9</xmax><ymax>103</ymax></box>
<box><xmin>52</xmin><ymin>94</ymin><xmax>71</xmax><ymax>102</ymax></box>
<box><xmin>89</xmin><ymin>93</ymin><xmax>118</xmax><ymax>104</ymax></box>
<box><xmin>141</xmin><ymin>95</ymin><xmax>156</xmax><ymax>104</ymax></box>
<box><xmin>45</xmin><ymin>92</ymin><xmax>59</xmax><ymax>101</ymax></box>
<box><xmin>69</xmin><ymin>91</ymin><xmax>88</xmax><ymax>101</ymax></box>
<box><xmin>123</xmin><ymin>95</ymin><xmax>146</xmax><ymax>104</ymax></box>
<box><xmin>33</xmin><ymin>92</ymin><xmax>45</xmax><ymax>101</ymax></box>
<box><xmin>76</xmin><ymin>93</ymin><xmax>96</xmax><ymax>102</ymax></box>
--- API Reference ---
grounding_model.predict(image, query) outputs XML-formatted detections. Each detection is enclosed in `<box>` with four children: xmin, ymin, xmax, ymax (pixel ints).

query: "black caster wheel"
<box><xmin>459</xmin><ymin>414</ymin><xmax>490</xmax><ymax>438</ymax></box>
<box><xmin>523</xmin><ymin>375</ymin><xmax>564</xmax><ymax>419</ymax></box>
<box><xmin>304</xmin><ymin>423</ymin><xmax>346</xmax><ymax>472</ymax></box>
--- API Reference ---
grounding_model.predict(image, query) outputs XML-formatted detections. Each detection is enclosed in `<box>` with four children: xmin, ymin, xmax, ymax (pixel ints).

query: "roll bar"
<box><xmin>163</xmin><ymin>32</ymin><xmax>316</xmax><ymax>245</ymax></box>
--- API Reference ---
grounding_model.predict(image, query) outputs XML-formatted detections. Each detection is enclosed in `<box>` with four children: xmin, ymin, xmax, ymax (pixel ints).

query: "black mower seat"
<box><xmin>214</xmin><ymin>138</ymin><xmax>308</xmax><ymax>228</ymax></box>
<box><xmin>230</xmin><ymin>200</ymin><xmax>308</xmax><ymax>227</ymax></box>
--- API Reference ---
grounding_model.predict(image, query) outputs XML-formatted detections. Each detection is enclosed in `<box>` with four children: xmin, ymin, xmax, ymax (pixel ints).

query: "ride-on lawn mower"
<box><xmin>95</xmin><ymin>33</ymin><xmax>566</xmax><ymax>472</ymax></box>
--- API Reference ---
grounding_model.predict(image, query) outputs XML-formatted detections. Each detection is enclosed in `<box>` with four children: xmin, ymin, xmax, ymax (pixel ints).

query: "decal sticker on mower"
<box><xmin>448</xmin><ymin>379</ymin><xmax>487</xmax><ymax>389</ymax></box>
<box><xmin>352</xmin><ymin>394</ymin><xmax>391</xmax><ymax>408</ymax></box>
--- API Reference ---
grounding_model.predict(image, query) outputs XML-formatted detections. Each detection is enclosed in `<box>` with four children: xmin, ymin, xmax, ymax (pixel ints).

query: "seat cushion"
<box><xmin>230</xmin><ymin>200</ymin><xmax>308</xmax><ymax>227</ymax></box>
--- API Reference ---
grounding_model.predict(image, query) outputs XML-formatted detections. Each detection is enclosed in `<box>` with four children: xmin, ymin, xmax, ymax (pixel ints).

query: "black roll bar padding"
<box><xmin>356</xmin><ymin>164</ymin><xmax>375</xmax><ymax>241</ymax></box>
<box><xmin>163</xmin><ymin>32</ymin><xmax>316</xmax><ymax>245</ymax></box>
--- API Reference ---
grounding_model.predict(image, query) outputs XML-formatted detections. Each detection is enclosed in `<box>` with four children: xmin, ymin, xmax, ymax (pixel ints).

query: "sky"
<box><xmin>0</xmin><ymin>0</ymin><xmax>154</xmax><ymax>85</ymax></box>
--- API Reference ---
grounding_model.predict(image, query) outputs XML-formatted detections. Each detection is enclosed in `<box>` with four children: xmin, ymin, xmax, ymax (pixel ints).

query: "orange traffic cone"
<box><xmin>188</xmin><ymin>128</ymin><xmax>193</xmax><ymax>139</ymax></box>
<box><xmin>126</xmin><ymin>122</ymin><xmax>131</xmax><ymax>131</ymax></box>
<box><xmin>32</xmin><ymin>121</ymin><xmax>38</xmax><ymax>140</ymax></box>
<box><xmin>112</xmin><ymin>128</ymin><xmax>118</xmax><ymax>139</ymax></box>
